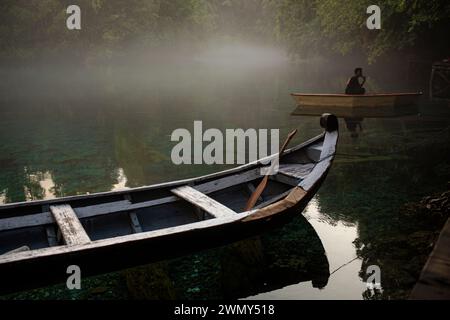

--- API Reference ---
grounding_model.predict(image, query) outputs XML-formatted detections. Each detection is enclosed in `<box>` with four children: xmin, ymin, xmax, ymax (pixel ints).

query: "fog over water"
<box><xmin>1</xmin><ymin>16</ymin><xmax>449</xmax><ymax>299</ymax></box>
<box><xmin>0</xmin><ymin>37</ymin><xmax>414</xmax><ymax>110</ymax></box>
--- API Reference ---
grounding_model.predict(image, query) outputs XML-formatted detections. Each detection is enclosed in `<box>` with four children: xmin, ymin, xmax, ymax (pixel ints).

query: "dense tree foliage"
<box><xmin>267</xmin><ymin>0</ymin><xmax>450</xmax><ymax>61</ymax></box>
<box><xmin>0</xmin><ymin>0</ymin><xmax>215</xmax><ymax>61</ymax></box>
<box><xmin>0</xmin><ymin>0</ymin><xmax>449</xmax><ymax>63</ymax></box>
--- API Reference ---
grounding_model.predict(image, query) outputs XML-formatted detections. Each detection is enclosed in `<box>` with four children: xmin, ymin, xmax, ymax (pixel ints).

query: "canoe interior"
<box><xmin>0</xmin><ymin>138</ymin><xmax>323</xmax><ymax>255</ymax></box>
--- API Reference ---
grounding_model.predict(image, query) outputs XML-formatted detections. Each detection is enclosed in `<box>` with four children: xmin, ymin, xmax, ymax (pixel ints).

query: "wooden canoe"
<box><xmin>291</xmin><ymin>93</ymin><xmax>422</xmax><ymax>109</ymax></box>
<box><xmin>0</xmin><ymin>114</ymin><xmax>338</xmax><ymax>295</ymax></box>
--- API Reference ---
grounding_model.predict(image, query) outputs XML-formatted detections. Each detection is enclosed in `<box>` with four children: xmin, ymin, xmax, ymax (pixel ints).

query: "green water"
<box><xmin>1</xmin><ymin>60</ymin><xmax>449</xmax><ymax>299</ymax></box>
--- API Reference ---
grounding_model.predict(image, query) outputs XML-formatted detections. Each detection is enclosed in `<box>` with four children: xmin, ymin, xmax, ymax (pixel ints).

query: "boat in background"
<box><xmin>0</xmin><ymin>114</ymin><xmax>339</xmax><ymax>295</ymax></box>
<box><xmin>291</xmin><ymin>93</ymin><xmax>422</xmax><ymax>110</ymax></box>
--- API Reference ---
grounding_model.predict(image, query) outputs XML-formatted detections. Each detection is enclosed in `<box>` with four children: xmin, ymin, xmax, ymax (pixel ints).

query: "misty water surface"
<box><xmin>1</xmin><ymin>43</ymin><xmax>449</xmax><ymax>299</ymax></box>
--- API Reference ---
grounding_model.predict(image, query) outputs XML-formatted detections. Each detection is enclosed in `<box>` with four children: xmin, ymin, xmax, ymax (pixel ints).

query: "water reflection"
<box><xmin>112</xmin><ymin>168</ymin><xmax>129</xmax><ymax>191</ymax></box>
<box><xmin>291</xmin><ymin>103</ymin><xmax>420</xmax><ymax>140</ymax></box>
<box><xmin>248</xmin><ymin>199</ymin><xmax>367</xmax><ymax>300</ymax></box>
<box><xmin>344</xmin><ymin>117</ymin><xmax>364</xmax><ymax>139</ymax></box>
<box><xmin>125</xmin><ymin>214</ymin><xmax>330</xmax><ymax>299</ymax></box>
<box><xmin>291</xmin><ymin>104</ymin><xmax>420</xmax><ymax>119</ymax></box>
<box><xmin>24</xmin><ymin>170</ymin><xmax>57</xmax><ymax>200</ymax></box>
<box><xmin>0</xmin><ymin>190</ymin><xmax>6</xmax><ymax>204</ymax></box>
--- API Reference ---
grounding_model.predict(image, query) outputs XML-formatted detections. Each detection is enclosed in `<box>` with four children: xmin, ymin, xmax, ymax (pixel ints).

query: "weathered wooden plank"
<box><xmin>277</xmin><ymin>163</ymin><xmax>316</xmax><ymax>179</ymax></box>
<box><xmin>2</xmin><ymin>246</ymin><xmax>30</xmax><ymax>256</ymax></box>
<box><xmin>45</xmin><ymin>226</ymin><xmax>59</xmax><ymax>247</ymax></box>
<box><xmin>259</xmin><ymin>163</ymin><xmax>315</xmax><ymax>186</ymax></box>
<box><xmin>43</xmin><ymin>204</ymin><xmax>59</xmax><ymax>247</ymax></box>
<box><xmin>172</xmin><ymin>186</ymin><xmax>236</xmax><ymax>218</ymax></box>
<box><xmin>410</xmin><ymin>218</ymin><xmax>450</xmax><ymax>300</ymax></box>
<box><xmin>0</xmin><ymin>200</ymin><xmax>132</xmax><ymax>232</ymax></box>
<box><xmin>50</xmin><ymin>205</ymin><xmax>91</xmax><ymax>246</ymax></box>
<box><xmin>0</xmin><ymin>212</ymin><xmax>51</xmax><ymax>231</ymax></box>
<box><xmin>76</xmin><ymin>200</ymin><xmax>132</xmax><ymax>218</ymax></box>
<box><xmin>123</xmin><ymin>194</ymin><xmax>143</xmax><ymax>233</ymax></box>
<box><xmin>270</xmin><ymin>173</ymin><xmax>300</xmax><ymax>187</ymax></box>
<box><xmin>195</xmin><ymin>168</ymin><xmax>261</xmax><ymax>194</ymax></box>
<box><xmin>129</xmin><ymin>212</ymin><xmax>143</xmax><ymax>233</ymax></box>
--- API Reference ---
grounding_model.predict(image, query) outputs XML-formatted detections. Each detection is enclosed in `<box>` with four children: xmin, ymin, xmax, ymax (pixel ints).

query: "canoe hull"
<box><xmin>0</xmin><ymin>185</ymin><xmax>321</xmax><ymax>295</ymax></box>
<box><xmin>291</xmin><ymin>93</ymin><xmax>422</xmax><ymax>109</ymax></box>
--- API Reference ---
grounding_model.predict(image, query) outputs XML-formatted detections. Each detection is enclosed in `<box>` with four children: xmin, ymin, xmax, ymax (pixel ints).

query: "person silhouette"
<box><xmin>345</xmin><ymin>68</ymin><xmax>366</xmax><ymax>95</ymax></box>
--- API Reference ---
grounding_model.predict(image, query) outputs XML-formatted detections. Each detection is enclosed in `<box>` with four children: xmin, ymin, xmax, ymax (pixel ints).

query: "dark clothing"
<box><xmin>345</xmin><ymin>76</ymin><xmax>365</xmax><ymax>95</ymax></box>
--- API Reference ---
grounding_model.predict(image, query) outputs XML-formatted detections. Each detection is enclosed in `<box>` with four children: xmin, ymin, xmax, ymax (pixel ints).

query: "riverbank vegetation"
<box><xmin>1</xmin><ymin>0</ymin><xmax>449</xmax><ymax>64</ymax></box>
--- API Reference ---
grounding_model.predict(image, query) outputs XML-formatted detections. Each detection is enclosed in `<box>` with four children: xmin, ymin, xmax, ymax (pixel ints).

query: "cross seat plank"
<box><xmin>277</xmin><ymin>163</ymin><xmax>316</xmax><ymax>179</ymax></box>
<box><xmin>171</xmin><ymin>186</ymin><xmax>236</xmax><ymax>219</ymax></box>
<box><xmin>50</xmin><ymin>204</ymin><xmax>91</xmax><ymax>246</ymax></box>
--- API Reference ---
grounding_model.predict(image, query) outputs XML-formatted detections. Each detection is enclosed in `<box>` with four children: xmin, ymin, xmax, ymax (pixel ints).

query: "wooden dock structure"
<box><xmin>410</xmin><ymin>218</ymin><xmax>450</xmax><ymax>299</ymax></box>
<box><xmin>430</xmin><ymin>60</ymin><xmax>450</xmax><ymax>101</ymax></box>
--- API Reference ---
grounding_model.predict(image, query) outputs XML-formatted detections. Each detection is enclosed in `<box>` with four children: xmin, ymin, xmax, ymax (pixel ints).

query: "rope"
<box><xmin>329</xmin><ymin>256</ymin><xmax>360</xmax><ymax>276</ymax></box>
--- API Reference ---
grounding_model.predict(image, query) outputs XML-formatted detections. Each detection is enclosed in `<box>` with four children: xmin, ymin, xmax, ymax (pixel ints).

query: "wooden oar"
<box><xmin>244</xmin><ymin>129</ymin><xmax>298</xmax><ymax>211</ymax></box>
